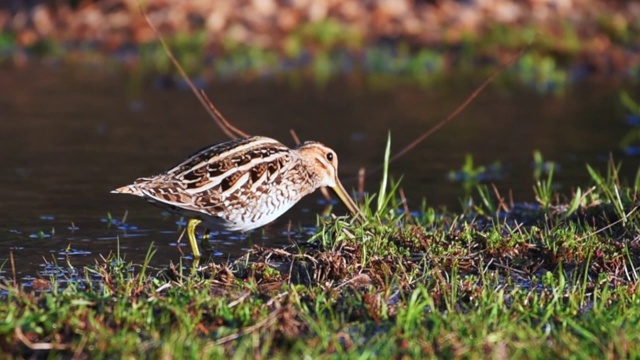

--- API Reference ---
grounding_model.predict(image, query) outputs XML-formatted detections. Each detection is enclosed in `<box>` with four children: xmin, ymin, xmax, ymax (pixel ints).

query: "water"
<box><xmin>1</xmin><ymin>64</ymin><xmax>639</xmax><ymax>282</ymax></box>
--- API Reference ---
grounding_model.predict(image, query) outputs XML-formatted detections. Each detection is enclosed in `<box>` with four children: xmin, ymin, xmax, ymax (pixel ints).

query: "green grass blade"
<box><xmin>377</xmin><ymin>132</ymin><xmax>392</xmax><ymax>213</ymax></box>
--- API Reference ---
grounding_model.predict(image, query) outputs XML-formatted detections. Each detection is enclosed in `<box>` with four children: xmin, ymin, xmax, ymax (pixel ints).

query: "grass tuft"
<box><xmin>4</xmin><ymin>156</ymin><xmax>640</xmax><ymax>357</ymax></box>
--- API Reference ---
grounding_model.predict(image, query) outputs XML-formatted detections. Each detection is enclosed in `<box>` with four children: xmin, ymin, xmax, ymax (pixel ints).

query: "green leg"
<box><xmin>187</xmin><ymin>219</ymin><xmax>202</xmax><ymax>259</ymax></box>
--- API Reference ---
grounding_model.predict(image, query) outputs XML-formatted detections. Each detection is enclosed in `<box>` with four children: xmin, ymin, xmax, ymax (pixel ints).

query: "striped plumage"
<box><xmin>112</xmin><ymin>136</ymin><xmax>359</xmax><ymax>258</ymax></box>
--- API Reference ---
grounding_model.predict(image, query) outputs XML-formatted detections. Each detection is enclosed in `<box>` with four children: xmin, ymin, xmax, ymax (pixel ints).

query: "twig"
<box><xmin>10</xmin><ymin>251</ymin><xmax>17</xmax><ymax>289</ymax></box>
<box><xmin>199</xmin><ymin>89</ymin><xmax>249</xmax><ymax>138</ymax></box>
<box><xmin>490</xmin><ymin>261</ymin><xmax>528</xmax><ymax>275</ymax></box>
<box><xmin>491</xmin><ymin>183</ymin><xmax>510</xmax><ymax>213</ymax></box>
<box><xmin>265</xmin><ymin>291</ymin><xmax>290</xmax><ymax>307</ymax></box>
<box><xmin>73</xmin><ymin>334</ymin><xmax>89</xmax><ymax>359</ymax></box>
<box><xmin>289</xmin><ymin>129</ymin><xmax>301</xmax><ymax>145</ymax></box>
<box><xmin>140</xmin><ymin>9</ymin><xmax>248</xmax><ymax>139</ymax></box>
<box><xmin>335</xmin><ymin>274</ymin><xmax>371</xmax><ymax>290</ymax></box>
<box><xmin>212</xmin><ymin>308</ymin><xmax>282</xmax><ymax>345</ymax></box>
<box><xmin>15</xmin><ymin>326</ymin><xmax>69</xmax><ymax>351</ymax></box>
<box><xmin>399</xmin><ymin>187</ymin><xmax>411</xmax><ymax>220</ymax></box>
<box><xmin>175</xmin><ymin>226</ymin><xmax>186</xmax><ymax>245</ymax></box>
<box><xmin>576</xmin><ymin>206</ymin><xmax>639</xmax><ymax>242</ymax></box>
<box><xmin>366</xmin><ymin>47</ymin><xmax>528</xmax><ymax>175</ymax></box>
<box><xmin>358</xmin><ymin>167</ymin><xmax>366</xmax><ymax>202</ymax></box>
<box><xmin>227</xmin><ymin>291</ymin><xmax>251</xmax><ymax>308</ymax></box>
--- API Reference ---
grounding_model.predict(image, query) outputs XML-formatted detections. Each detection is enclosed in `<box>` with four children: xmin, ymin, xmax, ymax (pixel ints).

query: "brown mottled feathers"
<box><xmin>116</xmin><ymin>136</ymin><xmax>322</xmax><ymax>229</ymax></box>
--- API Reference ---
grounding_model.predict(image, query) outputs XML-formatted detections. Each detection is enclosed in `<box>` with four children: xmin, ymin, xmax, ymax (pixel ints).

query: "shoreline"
<box><xmin>1</xmin><ymin>0</ymin><xmax>639</xmax><ymax>83</ymax></box>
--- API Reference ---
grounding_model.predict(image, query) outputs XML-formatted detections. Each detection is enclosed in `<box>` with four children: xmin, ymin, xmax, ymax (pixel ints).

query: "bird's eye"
<box><xmin>326</xmin><ymin>152</ymin><xmax>334</xmax><ymax>161</ymax></box>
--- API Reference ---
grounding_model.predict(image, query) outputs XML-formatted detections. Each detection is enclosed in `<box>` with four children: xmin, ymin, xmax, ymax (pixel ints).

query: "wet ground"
<box><xmin>1</xmin><ymin>63</ymin><xmax>639</xmax><ymax>281</ymax></box>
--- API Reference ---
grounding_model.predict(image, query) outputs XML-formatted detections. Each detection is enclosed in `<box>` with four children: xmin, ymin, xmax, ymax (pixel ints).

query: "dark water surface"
<box><xmin>1</xmin><ymin>64</ymin><xmax>639</xmax><ymax>282</ymax></box>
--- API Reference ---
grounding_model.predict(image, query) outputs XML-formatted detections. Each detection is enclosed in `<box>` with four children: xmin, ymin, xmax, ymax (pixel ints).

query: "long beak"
<box><xmin>331</xmin><ymin>178</ymin><xmax>362</xmax><ymax>219</ymax></box>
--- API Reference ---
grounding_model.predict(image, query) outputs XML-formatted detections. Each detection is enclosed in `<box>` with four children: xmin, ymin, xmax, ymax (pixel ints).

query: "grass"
<box><xmin>2</xmin><ymin>148</ymin><xmax>640</xmax><ymax>358</ymax></box>
<box><xmin>5</xmin><ymin>15</ymin><xmax>638</xmax><ymax>93</ymax></box>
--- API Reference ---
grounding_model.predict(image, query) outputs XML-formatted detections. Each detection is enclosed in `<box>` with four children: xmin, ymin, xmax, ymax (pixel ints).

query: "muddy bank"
<box><xmin>2</xmin><ymin>0</ymin><xmax>639</xmax><ymax>75</ymax></box>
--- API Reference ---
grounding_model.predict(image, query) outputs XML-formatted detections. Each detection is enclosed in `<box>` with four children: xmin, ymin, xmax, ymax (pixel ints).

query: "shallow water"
<box><xmin>1</xmin><ymin>64</ymin><xmax>639</xmax><ymax>282</ymax></box>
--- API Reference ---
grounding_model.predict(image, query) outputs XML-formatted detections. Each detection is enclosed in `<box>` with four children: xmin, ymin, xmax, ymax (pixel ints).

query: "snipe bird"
<box><xmin>112</xmin><ymin>136</ymin><xmax>360</xmax><ymax>258</ymax></box>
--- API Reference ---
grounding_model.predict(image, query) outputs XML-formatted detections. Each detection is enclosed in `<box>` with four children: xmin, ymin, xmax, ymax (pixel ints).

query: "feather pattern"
<box><xmin>112</xmin><ymin>136</ymin><xmax>336</xmax><ymax>231</ymax></box>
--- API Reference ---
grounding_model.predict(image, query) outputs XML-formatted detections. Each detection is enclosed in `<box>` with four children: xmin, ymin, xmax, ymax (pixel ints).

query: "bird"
<box><xmin>112</xmin><ymin>135</ymin><xmax>360</xmax><ymax>258</ymax></box>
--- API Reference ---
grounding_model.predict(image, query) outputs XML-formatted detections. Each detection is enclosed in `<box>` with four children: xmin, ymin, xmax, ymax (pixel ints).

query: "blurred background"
<box><xmin>1</xmin><ymin>0</ymin><xmax>640</xmax><ymax>278</ymax></box>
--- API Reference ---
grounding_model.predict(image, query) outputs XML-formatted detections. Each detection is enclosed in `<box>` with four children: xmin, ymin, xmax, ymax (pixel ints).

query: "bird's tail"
<box><xmin>111</xmin><ymin>184</ymin><xmax>144</xmax><ymax>196</ymax></box>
